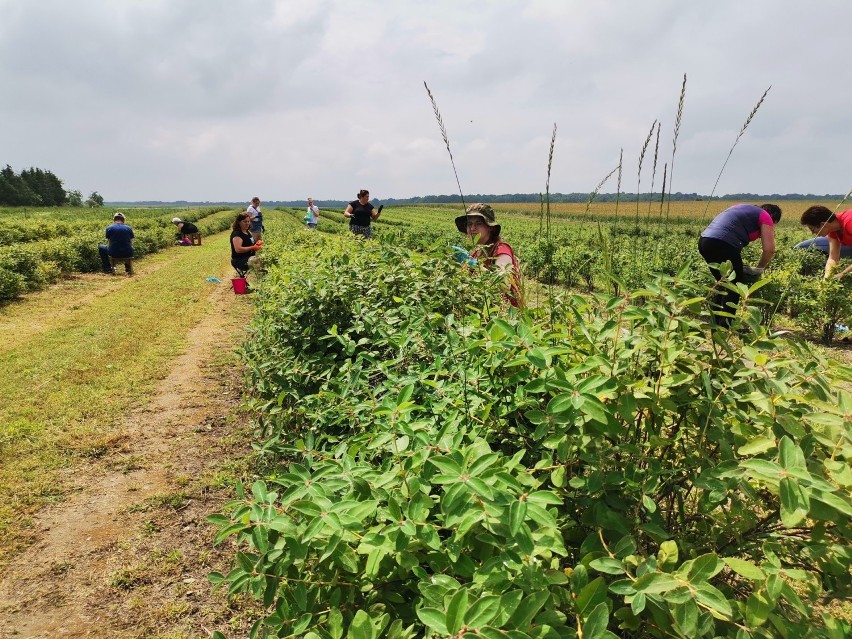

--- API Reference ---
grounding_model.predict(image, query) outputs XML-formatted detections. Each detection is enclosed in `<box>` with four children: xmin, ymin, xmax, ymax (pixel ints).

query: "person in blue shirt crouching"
<box><xmin>98</xmin><ymin>212</ymin><xmax>135</xmax><ymax>275</ymax></box>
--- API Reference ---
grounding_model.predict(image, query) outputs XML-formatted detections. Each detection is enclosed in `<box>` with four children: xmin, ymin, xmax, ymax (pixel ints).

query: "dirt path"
<box><xmin>0</xmin><ymin>272</ymin><xmax>256</xmax><ymax>637</ymax></box>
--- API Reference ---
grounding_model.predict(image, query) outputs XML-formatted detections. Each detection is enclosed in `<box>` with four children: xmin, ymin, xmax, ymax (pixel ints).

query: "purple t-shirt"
<box><xmin>701</xmin><ymin>204</ymin><xmax>774</xmax><ymax>249</ymax></box>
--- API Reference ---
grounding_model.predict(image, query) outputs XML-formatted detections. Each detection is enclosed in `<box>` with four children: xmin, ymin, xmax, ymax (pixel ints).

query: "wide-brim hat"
<box><xmin>454</xmin><ymin>203</ymin><xmax>500</xmax><ymax>236</ymax></box>
<box><xmin>172</xmin><ymin>217</ymin><xmax>182</xmax><ymax>224</ymax></box>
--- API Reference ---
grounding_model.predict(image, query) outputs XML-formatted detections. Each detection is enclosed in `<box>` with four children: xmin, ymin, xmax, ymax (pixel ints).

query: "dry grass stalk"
<box><xmin>647</xmin><ymin>122</ymin><xmax>661</xmax><ymax>223</ymax></box>
<box><xmin>584</xmin><ymin>164</ymin><xmax>620</xmax><ymax>216</ymax></box>
<box><xmin>833</xmin><ymin>188</ymin><xmax>852</xmax><ymax>213</ymax></box>
<box><xmin>636</xmin><ymin>119</ymin><xmax>658</xmax><ymax>226</ymax></box>
<box><xmin>665</xmin><ymin>74</ymin><xmax>687</xmax><ymax>226</ymax></box>
<box><xmin>703</xmin><ymin>85</ymin><xmax>772</xmax><ymax>218</ymax></box>
<box><xmin>614</xmin><ymin>148</ymin><xmax>623</xmax><ymax>223</ymax></box>
<box><xmin>545</xmin><ymin>123</ymin><xmax>557</xmax><ymax>240</ymax></box>
<box><xmin>658</xmin><ymin>162</ymin><xmax>668</xmax><ymax>219</ymax></box>
<box><xmin>423</xmin><ymin>82</ymin><xmax>466</xmax><ymax>210</ymax></box>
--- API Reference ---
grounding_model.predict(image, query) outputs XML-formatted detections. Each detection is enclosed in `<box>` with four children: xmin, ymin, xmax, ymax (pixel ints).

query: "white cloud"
<box><xmin>0</xmin><ymin>0</ymin><xmax>850</xmax><ymax>199</ymax></box>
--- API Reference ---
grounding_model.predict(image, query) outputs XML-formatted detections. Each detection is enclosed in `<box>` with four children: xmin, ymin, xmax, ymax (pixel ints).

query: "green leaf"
<box><xmin>641</xmin><ymin>494</ymin><xmax>657</xmax><ymax>513</ymax></box>
<box><xmin>809</xmin><ymin>487</ymin><xmax>852</xmax><ymax>518</ymax></box>
<box><xmin>365</xmin><ymin>547</ymin><xmax>387</xmax><ymax>578</ymax></box>
<box><xmin>527</xmin><ymin>348</ymin><xmax>551</xmax><ymax>369</ymax></box>
<box><xmin>526</xmin><ymin>490</ymin><xmax>562</xmax><ymax>505</ymax></box>
<box><xmin>737</xmin><ymin>436</ymin><xmax>777</xmax><ymax>456</ymax></box>
<box><xmin>446</xmin><ymin>589</ymin><xmax>469</xmax><ymax>635</ymax></box>
<box><xmin>509</xmin><ymin>500</ymin><xmax>527</xmax><ymax>536</ymax></box>
<box><xmin>633</xmin><ymin>572</ymin><xmax>682</xmax><ymax>594</ymax></box>
<box><xmin>506</xmin><ymin>590</ymin><xmax>549</xmax><ymax>629</ymax></box>
<box><xmin>251</xmin><ymin>481</ymin><xmax>268</xmax><ymax>503</ymax></box>
<box><xmin>575</xmin><ymin>577</ymin><xmax>608</xmax><ymax>615</ymax></box>
<box><xmin>685</xmin><ymin>553</ymin><xmax>723</xmax><ymax>583</ymax></box>
<box><xmin>348</xmin><ymin>610</ymin><xmax>374</xmax><ymax>639</ymax></box>
<box><xmin>494</xmin><ymin>590</ymin><xmax>524</xmax><ymax>626</ymax></box>
<box><xmin>468</xmin><ymin>453</ymin><xmax>500</xmax><ymax>476</ymax></box>
<box><xmin>294</xmin><ymin>613</ymin><xmax>313</xmax><ymax>636</ymax></box>
<box><xmin>416</xmin><ymin>607</ymin><xmax>448</xmax><ymax>635</ymax></box>
<box><xmin>740</xmin><ymin>459</ymin><xmax>783</xmax><ymax>480</ymax></box>
<box><xmin>657</xmin><ymin>540</ymin><xmax>678</xmax><ymax>570</ymax></box>
<box><xmin>582</xmin><ymin>602</ymin><xmax>609</xmax><ymax>639</ymax></box>
<box><xmin>779</xmin><ymin>477</ymin><xmax>809</xmax><ymax>528</ymax></box>
<box><xmin>671</xmin><ymin>599</ymin><xmax>699</xmax><ymax>637</ymax></box>
<box><xmin>630</xmin><ymin>592</ymin><xmax>646</xmax><ymax>615</ymax></box>
<box><xmin>465</xmin><ymin>595</ymin><xmax>501</xmax><ymax>629</ymax></box>
<box><xmin>328</xmin><ymin>609</ymin><xmax>344</xmax><ymax>639</ymax></box>
<box><xmin>779</xmin><ymin>436</ymin><xmax>805</xmax><ymax>472</ymax></box>
<box><xmin>589</xmin><ymin>557</ymin><xmax>626</xmax><ymax>575</ymax></box>
<box><xmin>429</xmin><ymin>456</ymin><xmax>462</xmax><ymax>475</ymax></box>
<box><xmin>722</xmin><ymin>557</ymin><xmax>765</xmax><ymax>581</ymax></box>
<box><xmin>694</xmin><ymin>582</ymin><xmax>733</xmax><ymax>620</ymax></box>
<box><xmin>550</xmin><ymin>465</ymin><xmax>566</xmax><ymax>488</ymax></box>
<box><xmin>746</xmin><ymin>590</ymin><xmax>773</xmax><ymax>628</ymax></box>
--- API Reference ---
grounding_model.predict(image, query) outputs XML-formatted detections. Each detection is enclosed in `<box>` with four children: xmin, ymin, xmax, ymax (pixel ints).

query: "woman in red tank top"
<box><xmin>454</xmin><ymin>203</ymin><xmax>522</xmax><ymax>307</ymax></box>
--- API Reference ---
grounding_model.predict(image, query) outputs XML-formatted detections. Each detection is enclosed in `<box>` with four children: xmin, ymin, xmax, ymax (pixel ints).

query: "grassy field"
<box><xmin>0</xmin><ymin>223</ymin><xmax>247</xmax><ymax>562</ymax></box>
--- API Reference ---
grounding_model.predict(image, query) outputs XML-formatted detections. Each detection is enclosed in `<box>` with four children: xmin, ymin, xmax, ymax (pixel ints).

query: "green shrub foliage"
<box><xmin>211</xmin><ymin>228</ymin><xmax>852</xmax><ymax>639</ymax></box>
<box><xmin>0</xmin><ymin>207</ymin><xmax>233</xmax><ymax>301</ymax></box>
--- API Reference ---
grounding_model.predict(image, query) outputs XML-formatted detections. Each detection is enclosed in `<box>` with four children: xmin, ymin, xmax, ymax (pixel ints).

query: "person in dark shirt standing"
<box><xmin>343</xmin><ymin>189</ymin><xmax>383</xmax><ymax>239</ymax></box>
<box><xmin>99</xmin><ymin>212</ymin><xmax>135</xmax><ymax>275</ymax></box>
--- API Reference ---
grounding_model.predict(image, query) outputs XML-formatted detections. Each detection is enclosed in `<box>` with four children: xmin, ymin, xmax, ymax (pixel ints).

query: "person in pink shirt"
<box><xmin>800</xmin><ymin>205</ymin><xmax>852</xmax><ymax>279</ymax></box>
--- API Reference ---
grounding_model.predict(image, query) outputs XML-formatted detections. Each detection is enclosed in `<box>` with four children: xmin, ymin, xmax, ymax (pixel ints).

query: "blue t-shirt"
<box><xmin>701</xmin><ymin>204</ymin><xmax>772</xmax><ymax>249</ymax></box>
<box><xmin>105</xmin><ymin>223</ymin><xmax>134</xmax><ymax>258</ymax></box>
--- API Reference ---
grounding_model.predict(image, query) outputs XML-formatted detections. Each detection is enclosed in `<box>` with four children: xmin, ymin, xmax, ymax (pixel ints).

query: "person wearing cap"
<box><xmin>172</xmin><ymin>217</ymin><xmax>199</xmax><ymax>243</ymax></box>
<box><xmin>246</xmin><ymin>197</ymin><xmax>264</xmax><ymax>242</ymax></box>
<box><xmin>344</xmin><ymin>189</ymin><xmax>383</xmax><ymax>238</ymax></box>
<box><xmin>99</xmin><ymin>212</ymin><xmax>135</xmax><ymax>275</ymax></box>
<box><xmin>455</xmin><ymin>203</ymin><xmax>522</xmax><ymax>307</ymax></box>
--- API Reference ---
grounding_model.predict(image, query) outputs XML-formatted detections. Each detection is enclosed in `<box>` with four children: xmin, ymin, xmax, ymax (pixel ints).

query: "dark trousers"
<box><xmin>698</xmin><ymin>237</ymin><xmax>744</xmax><ymax>328</ymax></box>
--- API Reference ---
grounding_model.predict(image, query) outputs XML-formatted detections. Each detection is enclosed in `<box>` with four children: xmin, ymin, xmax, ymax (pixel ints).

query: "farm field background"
<box><xmin>0</xmin><ymin>200</ymin><xmax>849</xmax><ymax>638</ymax></box>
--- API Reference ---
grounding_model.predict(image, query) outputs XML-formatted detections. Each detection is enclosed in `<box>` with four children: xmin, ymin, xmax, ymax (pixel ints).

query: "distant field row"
<box><xmin>383</xmin><ymin>199</ymin><xmax>835</xmax><ymax>227</ymax></box>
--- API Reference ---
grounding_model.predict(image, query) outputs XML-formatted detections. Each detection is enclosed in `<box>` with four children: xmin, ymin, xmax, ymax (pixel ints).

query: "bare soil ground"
<box><xmin>0</xmin><ymin>280</ymin><xmax>259</xmax><ymax>638</ymax></box>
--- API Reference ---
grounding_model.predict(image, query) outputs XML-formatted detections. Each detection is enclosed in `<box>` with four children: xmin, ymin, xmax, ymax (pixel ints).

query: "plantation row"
<box><xmin>276</xmin><ymin>203</ymin><xmax>852</xmax><ymax>343</ymax></box>
<box><xmin>0</xmin><ymin>206</ymin><xmax>233</xmax><ymax>300</ymax></box>
<box><xmin>210</xmin><ymin>226</ymin><xmax>852</xmax><ymax>639</ymax></box>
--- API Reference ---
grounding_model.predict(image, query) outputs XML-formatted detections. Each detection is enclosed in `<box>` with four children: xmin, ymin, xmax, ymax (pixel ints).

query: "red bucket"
<box><xmin>231</xmin><ymin>277</ymin><xmax>248</xmax><ymax>294</ymax></box>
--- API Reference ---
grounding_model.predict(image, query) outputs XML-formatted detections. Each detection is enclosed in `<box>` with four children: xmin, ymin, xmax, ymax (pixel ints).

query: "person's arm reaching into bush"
<box><xmin>756</xmin><ymin>223</ymin><xmax>775</xmax><ymax>270</ymax></box>
<box><xmin>825</xmin><ymin>237</ymin><xmax>842</xmax><ymax>279</ymax></box>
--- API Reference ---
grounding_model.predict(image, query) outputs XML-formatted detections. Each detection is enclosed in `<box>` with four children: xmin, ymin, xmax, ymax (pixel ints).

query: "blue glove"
<box><xmin>452</xmin><ymin>246</ymin><xmax>477</xmax><ymax>266</ymax></box>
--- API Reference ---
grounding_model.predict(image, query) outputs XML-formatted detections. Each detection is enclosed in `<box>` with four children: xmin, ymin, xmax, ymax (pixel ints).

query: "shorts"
<box><xmin>350</xmin><ymin>224</ymin><xmax>372</xmax><ymax>239</ymax></box>
<box><xmin>307</xmin><ymin>222</ymin><xmax>317</xmax><ymax>229</ymax></box>
<box><xmin>250</xmin><ymin>219</ymin><xmax>263</xmax><ymax>233</ymax></box>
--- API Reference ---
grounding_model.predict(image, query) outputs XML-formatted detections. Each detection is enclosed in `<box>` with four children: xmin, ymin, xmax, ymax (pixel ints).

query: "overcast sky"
<box><xmin>1</xmin><ymin>0</ymin><xmax>850</xmax><ymax>202</ymax></box>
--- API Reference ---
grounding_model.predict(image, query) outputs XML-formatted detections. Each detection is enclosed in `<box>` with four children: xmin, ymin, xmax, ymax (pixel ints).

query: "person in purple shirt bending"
<box><xmin>698</xmin><ymin>203</ymin><xmax>781</xmax><ymax>327</ymax></box>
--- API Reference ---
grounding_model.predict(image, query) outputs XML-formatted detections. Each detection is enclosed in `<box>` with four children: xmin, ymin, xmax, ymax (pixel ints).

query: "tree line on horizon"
<box><xmin>110</xmin><ymin>191</ymin><xmax>846</xmax><ymax>208</ymax></box>
<box><xmin>0</xmin><ymin>164</ymin><xmax>102</xmax><ymax>208</ymax></box>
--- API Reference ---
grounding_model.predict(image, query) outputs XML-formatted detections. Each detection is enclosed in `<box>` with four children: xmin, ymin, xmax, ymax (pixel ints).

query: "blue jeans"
<box><xmin>794</xmin><ymin>237</ymin><xmax>852</xmax><ymax>258</ymax></box>
<box><xmin>98</xmin><ymin>244</ymin><xmax>112</xmax><ymax>273</ymax></box>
